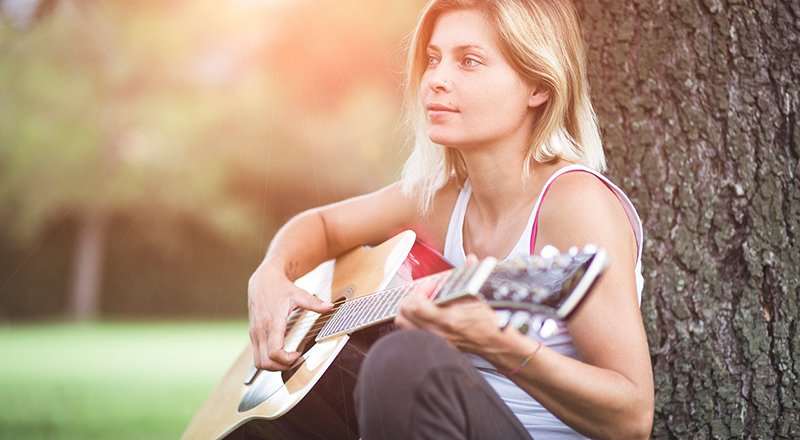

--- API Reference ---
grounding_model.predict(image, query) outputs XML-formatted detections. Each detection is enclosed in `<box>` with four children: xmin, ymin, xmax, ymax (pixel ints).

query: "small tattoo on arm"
<box><xmin>287</xmin><ymin>261</ymin><xmax>298</xmax><ymax>280</ymax></box>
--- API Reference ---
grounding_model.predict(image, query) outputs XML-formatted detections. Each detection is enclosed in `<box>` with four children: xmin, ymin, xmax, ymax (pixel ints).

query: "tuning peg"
<box><xmin>531</xmin><ymin>286</ymin><xmax>550</xmax><ymax>303</ymax></box>
<box><xmin>568</xmin><ymin>246</ymin><xmax>578</xmax><ymax>257</ymax></box>
<box><xmin>528</xmin><ymin>255</ymin><xmax>547</xmax><ymax>270</ymax></box>
<box><xmin>512</xmin><ymin>287</ymin><xmax>528</xmax><ymax>302</ymax></box>
<box><xmin>496</xmin><ymin>285</ymin><xmax>511</xmax><ymax>299</ymax></box>
<box><xmin>524</xmin><ymin>314</ymin><xmax>547</xmax><ymax>336</ymax></box>
<box><xmin>511</xmin><ymin>257</ymin><xmax>529</xmax><ymax>275</ymax></box>
<box><xmin>554</xmin><ymin>254</ymin><xmax>572</xmax><ymax>268</ymax></box>
<box><xmin>540</xmin><ymin>245</ymin><xmax>559</xmax><ymax>259</ymax></box>
<box><xmin>582</xmin><ymin>244</ymin><xmax>598</xmax><ymax>255</ymax></box>
<box><xmin>539</xmin><ymin>318</ymin><xmax>559</xmax><ymax>338</ymax></box>
<box><xmin>496</xmin><ymin>310</ymin><xmax>512</xmax><ymax>328</ymax></box>
<box><xmin>509</xmin><ymin>310</ymin><xmax>534</xmax><ymax>334</ymax></box>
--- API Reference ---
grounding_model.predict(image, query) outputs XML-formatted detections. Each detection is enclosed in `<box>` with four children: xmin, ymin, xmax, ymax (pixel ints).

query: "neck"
<box><xmin>460</xmin><ymin>138</ymin><xmax>540</xmax><ymax>224</ymax></box>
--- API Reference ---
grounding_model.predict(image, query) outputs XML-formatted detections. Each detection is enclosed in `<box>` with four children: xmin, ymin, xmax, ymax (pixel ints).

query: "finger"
<box><xmin>261</xmin><ymin>337</ymin><xmax>299</xmax><ymax>371</ymax></box>
<box><xmin>265</xmin><ymin>319</ymin><xmax>297</xmax><ymax>369</ymax></box>
<box><xmin>410</xmin><ymin>296</ymin><xmax>445</xmax><ymax>322</ymax></box>
<box><xmin>393</xmin><ymin>310</ymin><xmax>419</xmax><ymax>330</ymax></box>
<box><xmin>408</xmin><ymin>279</ymin><xmax>438</xmax><ymax>299</ymax></box>
<box><xmin>249</xmin><ymin>327</ymin><xmax>263</xmax><ymax>368</ymax></box>
<box><xmin>466</xmin><ymin>253</ymin><xmax>479</xmax><ymax>265</ymax></box>
<box><xmin>258</xmin><ymin>336</ymin><xmax>277</xmax><ymax>370</ymax></box>
<box><xmin>291</xmin><ymin>289</ymin><xmax>334</xmax><ymax>313</ymax></box>
<box><xmin>399</xmin><ymin>295</ymin><xmax>445</xmax><ymax>328</ymax></box>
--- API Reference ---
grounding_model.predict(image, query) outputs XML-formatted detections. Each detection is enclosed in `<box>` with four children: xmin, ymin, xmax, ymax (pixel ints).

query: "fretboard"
<box><xmin>315</xmin><ymin>259</ymin><xmax>497</xmax><ymax>342</ymax></box>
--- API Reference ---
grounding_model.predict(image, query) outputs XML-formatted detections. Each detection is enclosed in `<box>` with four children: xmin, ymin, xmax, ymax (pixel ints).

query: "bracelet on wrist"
<box><xmin>505</xmin><ymin>340</ymin><xmax>543</xmax><ymax>376</ymax></box>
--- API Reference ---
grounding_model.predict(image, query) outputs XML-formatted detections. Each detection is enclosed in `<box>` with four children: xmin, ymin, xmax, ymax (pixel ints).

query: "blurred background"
<box><xmin>4</xmin><ymin>0</ymin><xmax>799</xmax><ymax>438</ymax></box>
<box><xmin>0</xmin><ymin>0</ymin><xmax>425</xmax><ymax>438</ymax></box>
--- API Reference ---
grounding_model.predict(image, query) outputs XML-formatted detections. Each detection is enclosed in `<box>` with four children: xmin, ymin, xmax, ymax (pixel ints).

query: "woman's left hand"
<box><xmin>394</xmin><ymin>254</ymin><xmax>510</xmax><ymax>357</ymax></box>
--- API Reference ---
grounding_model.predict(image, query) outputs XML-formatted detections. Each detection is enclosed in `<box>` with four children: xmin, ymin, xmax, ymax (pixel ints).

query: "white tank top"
<box><xmin>442</xmin><ymin>164</ymin><xmax>644</xmax><ymax>439</ymax></box>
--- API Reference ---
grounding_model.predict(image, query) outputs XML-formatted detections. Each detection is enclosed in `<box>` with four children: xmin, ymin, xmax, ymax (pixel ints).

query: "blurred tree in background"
<box><xmin>0</xmin><ymin>0</ymin><xmax>423</xmax><ymax>320</ymax></box>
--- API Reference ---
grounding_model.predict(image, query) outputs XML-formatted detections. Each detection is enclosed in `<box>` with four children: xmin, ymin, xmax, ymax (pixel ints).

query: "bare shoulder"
<box><xmin>535</xmin><ymin>171</ymin><xmax>636</xmax><ymax>263</ymax></box>
<box><xmin>538</xmin><ymin>171</ymin><xmax>651</xmax><ymax>398</ymax></box>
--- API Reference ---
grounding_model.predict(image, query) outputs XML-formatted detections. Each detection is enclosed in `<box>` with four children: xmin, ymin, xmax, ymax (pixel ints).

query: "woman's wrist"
<box><xmin>504</xmin><ymin>340</ymin><xmax>543</xmax><ymax>375</ymax></box>
<box><xmin>484</xmin><ymin>328</ymin><xmax>543</xmax><ymax>372</ymax></box>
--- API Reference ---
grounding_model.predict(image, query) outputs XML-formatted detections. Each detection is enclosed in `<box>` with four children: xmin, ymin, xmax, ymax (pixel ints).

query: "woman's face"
<box><xmin>421</xmin><ymin>9</ymin><xmax>544</xmax><ymax>151</ymax></box>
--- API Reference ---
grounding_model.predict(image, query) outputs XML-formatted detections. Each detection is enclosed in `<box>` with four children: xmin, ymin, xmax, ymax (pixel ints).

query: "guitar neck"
<box><xmin>315</xmin><ymin>259</ymin><xmax>497</xmax><ymax>342</ymax></box>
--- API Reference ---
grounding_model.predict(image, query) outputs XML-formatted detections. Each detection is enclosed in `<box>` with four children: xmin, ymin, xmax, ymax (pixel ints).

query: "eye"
<box><xmin>462</xmin><ymin>57</ymin><xmax>480</xmax><ymax>68</ymax></box>
<box><xmin>427</xmin><ymin>55</ymin><xmax>440</xmax><ymax>66</ymax></box>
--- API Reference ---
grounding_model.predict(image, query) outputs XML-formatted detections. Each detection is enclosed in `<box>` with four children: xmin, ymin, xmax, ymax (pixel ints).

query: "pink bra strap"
<box><xmin>530</xmin><ymin>170</ymin><xmax>631</xmax><ymax>254</ymax></box>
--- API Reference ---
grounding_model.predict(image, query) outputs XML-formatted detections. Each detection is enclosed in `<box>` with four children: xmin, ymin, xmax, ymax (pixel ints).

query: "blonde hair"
<box><xmin>400</xmin><ymin>0</ymin><xmax>605</xmax><ymax>213</ymax></box>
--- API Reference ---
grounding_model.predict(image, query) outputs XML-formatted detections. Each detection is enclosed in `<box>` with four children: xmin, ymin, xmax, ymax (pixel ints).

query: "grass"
<box><xmin>0</xmin><ymin>320</ymin><xmax>249</xmax><ymax>440</ymax></box>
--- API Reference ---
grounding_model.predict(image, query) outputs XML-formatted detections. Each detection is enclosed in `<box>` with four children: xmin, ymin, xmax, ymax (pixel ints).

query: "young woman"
<box><xmin>247</xmin><ymin>0</ymin><xmax>654</xmax><ymax>439</ymax></box>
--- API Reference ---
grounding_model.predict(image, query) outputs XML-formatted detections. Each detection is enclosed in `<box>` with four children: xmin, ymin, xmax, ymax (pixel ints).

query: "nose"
<box><xmin>427</xmin><ymin>71</ymin><xmax>451</xmax><ymax>92</ymax></box>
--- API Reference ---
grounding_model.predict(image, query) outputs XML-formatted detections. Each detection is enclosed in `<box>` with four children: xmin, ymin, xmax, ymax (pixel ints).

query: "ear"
<box><xmin>528</xmin><ymin>85</ymin><xmax>549</xmax><ymax>109</ymax></box>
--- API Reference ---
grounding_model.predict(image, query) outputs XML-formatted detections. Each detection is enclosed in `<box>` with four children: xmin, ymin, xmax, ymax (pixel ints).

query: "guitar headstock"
<box><xmin>479</xmin><ymin>245</ymin><xmax>607</xmax><ymax>337</ymax></box>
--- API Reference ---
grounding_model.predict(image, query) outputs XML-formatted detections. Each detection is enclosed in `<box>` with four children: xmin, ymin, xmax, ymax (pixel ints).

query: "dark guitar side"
<box><xmin>181</xmin><ymin>231</ymin><xmax>452</xmax><ymax>440</ymax></box>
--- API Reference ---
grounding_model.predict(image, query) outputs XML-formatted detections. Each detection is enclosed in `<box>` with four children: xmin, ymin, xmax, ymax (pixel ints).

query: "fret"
<box><xmin>318</xmin><ymin>270</ymin><xmax>465</xmax><ymax>342</ymax></box>
<box><xmin>458</xmin><ymin>264</ymin><xmax>479</xmax><ymax>291</ymax></box>
<box><xmin>347</xmin><ymin>297</ymin><xmax>371</xmax><ymax>330</ymax></box>
<box><xmin>336</xmin><ymin>298</ymin><xmax>363</xmax><ymax>332</ymax></box>
<box><xmin>375</xmin><ymin>288</ymin><xmax>399</xmax><ymax>323</ymax></box>
<box><xmin>373</xmin><ymin>289</ymin><xmax>396</xmax><ymax>322</ymax></box>
<box><xmin>436</xmin><ymin>267</ymin><xmax>465</xmax><ymax>300</ymax></box>
<box><xmin>365</xmin><ymin>290</ymin><xmax>390</xmax><ymax>324</ymax></box>
<box><xmin>434</xmin><ymin>263</ymin><xmax>488</xmax><ymax>302</ymax></box>
<box><xmin>386</xmin><ymin>283</ymin><xmax>409</xmax><ymax>315</ymax></box>
<box><xmin>386</xmin><ymin>286</ymin><xmax>407</xmax><ymax>315</ymax></box>
<box><xmin>324</xmin><ymin>301</ymin><xmax>350</xmax><ymax>336</ymax></box>
<box><xmin>430</xmin><ymin>272</ymin><xmax>451</xmax><ymax>298</ymax></box>
<box><xmin>359</xmin><ymin>294</ymin><xmax>381</xmax><ymax>327</ymax></box>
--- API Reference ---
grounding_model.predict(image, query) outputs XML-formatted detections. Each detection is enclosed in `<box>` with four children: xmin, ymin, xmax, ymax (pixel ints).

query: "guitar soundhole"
<box><xmin>281</xmin><ymin>296</ymin><xmax>347</xmax><ymax>383</ymax></box>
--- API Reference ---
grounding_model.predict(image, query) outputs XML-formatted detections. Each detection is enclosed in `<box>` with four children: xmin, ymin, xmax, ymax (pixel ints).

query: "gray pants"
<box><xmin>354</xmin><ymin>330</ymin><xmax>534</xmax><ymax>440</ymax></box>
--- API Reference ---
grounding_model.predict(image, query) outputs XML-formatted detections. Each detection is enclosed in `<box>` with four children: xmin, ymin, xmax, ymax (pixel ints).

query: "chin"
<box><xmin>427</xmin><ymin>134</ymin><xmax>482</xmax><ymax>152</ymax></box>
<box><xmin>427</xmin><ymin>129</ymin><xmax>463</xmax><ymax>148</ymax></box>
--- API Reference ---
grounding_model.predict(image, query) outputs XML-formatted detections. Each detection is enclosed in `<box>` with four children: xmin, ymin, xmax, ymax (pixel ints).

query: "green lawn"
<box><xmin>0</xmin><ymin>320</ymin><xmax>249</xmax><ymax>440</ymax></box>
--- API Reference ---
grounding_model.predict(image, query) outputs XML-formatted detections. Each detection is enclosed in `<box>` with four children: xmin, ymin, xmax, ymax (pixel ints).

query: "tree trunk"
<box><xmin>69</xmin><ymin>211</ymin><xmax>106</xmax><ymax>320</ymax></box>
<box><xmin>575</xmin><ymin>0</ymin><xmax>800</xmax><ymax>437</ymax></box>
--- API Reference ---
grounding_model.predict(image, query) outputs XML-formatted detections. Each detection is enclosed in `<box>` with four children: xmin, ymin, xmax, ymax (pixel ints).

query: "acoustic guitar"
<box><xmin>181</xmin><ymin>230</ymin><xmax>607</xmax><ymax>439</ymax></box>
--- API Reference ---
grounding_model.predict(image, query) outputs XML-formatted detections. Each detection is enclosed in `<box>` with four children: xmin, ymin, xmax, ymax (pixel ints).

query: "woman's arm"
<box><xmin>396</xmin><ymin>173</ymin><xmax>654</xmax><ymax>440</ymax></box>
<box><xmin>248</xmin><ymin>182</ymin><xmax>434</xmax><ymax>371</ymax></box>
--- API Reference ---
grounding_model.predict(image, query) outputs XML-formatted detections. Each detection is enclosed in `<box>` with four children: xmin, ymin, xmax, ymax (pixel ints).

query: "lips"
<box><xmin>426</xmin><ymin>103</ymin><xmax>457</xmax><ymax>112</ymax></box>
<box><xmin>426</xmin><ymin>103</ymin><xmax>458</xmax><ymax>120</ymax></box>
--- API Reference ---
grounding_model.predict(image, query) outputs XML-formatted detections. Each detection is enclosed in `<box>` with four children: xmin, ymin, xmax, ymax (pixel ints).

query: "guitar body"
<box><xmin>182</xmin><ymin>231</ymin><xmax>453</xmax><ymax>440</ymax></box>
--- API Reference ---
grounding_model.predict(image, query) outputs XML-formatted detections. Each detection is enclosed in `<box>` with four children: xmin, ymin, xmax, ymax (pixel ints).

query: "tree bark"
<box><xmin>575</xmin><ymin>0</ymin><xmax>800</xmax><ymax>438</ymax></box>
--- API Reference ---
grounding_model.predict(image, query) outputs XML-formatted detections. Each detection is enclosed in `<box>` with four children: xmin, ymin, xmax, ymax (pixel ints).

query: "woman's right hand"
<box><xmin>247</xmin><ymin>263</ymin><xmax>333</xmax><ymax>371</ymax></box>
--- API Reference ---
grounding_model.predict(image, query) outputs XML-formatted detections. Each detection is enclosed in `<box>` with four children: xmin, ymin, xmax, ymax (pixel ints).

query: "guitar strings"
<box><xmin>284</xmin><ymin>285</ymin><xmax>414</xmax><ymax>336</ymax></box>
<box><xmin>281</xmin><ymin>255</ymin><xmax>587</xmax><ymax>343</ymax></box>
<box><xmin>280</xmin><ymin>258</ymin><xmax>554</xmax><ymax>336</ymax></box>
<box><xmin>282</xmin><ymin>271</ymin><xmax>453</xmax><ymax>336</ymax></box>
<box><xmin>286</xmin><ymin>273</ymin><xmax>449</xmax><ymax>335</ymax></box>
<box><xmin>281</xmin><ymin>256</ymin><xmax>518</xmax><ymax>331</ymax></box>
